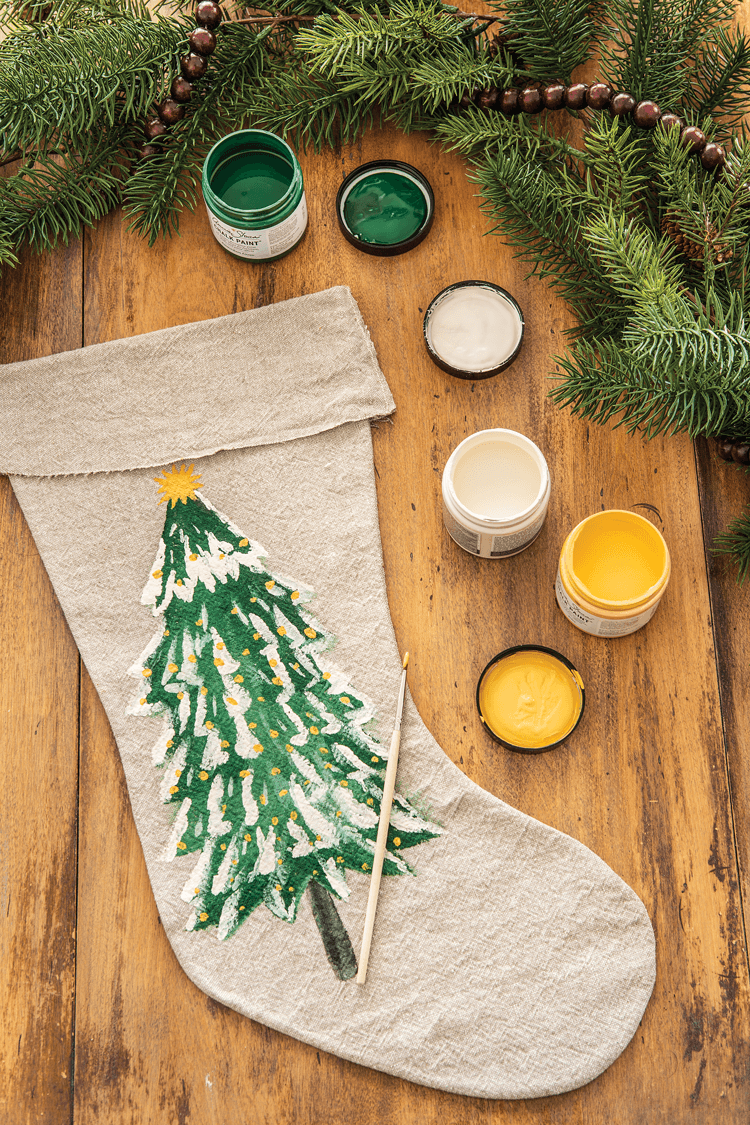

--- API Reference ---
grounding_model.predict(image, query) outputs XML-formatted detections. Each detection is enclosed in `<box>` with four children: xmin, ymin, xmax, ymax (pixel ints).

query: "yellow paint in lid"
<box><xmin>477</xmin><ymin>646</ymin><xmax>585</xmax><ymax>751</ymax></box>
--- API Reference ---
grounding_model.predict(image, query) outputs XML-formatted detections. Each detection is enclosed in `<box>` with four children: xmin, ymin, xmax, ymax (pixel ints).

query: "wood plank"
<box><xmin>0</xmin><ymin>239</ymin><xmax>82</xmax><ymax>1125</ymax></box>
<box><xmin>72</xmin><ymin>123</ymin><xmax>749</xmax><ymax>1123</ymax></box>
<box><xmin>695</xmin><ymin>436</ymin><xmax>750</xmax><ymax>963</ymax></box>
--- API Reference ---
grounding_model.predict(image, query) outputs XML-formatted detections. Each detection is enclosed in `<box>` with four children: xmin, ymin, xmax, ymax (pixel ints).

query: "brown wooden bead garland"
<box><xmin>195</xmin><ymin>0</ymin><xmax>222</xmax><ymax>30</ymax></box>
<box><xmin>171</xmin><ymin>77</ymin><xmax>193</xmax><ymax>104</ymax></box>
<box><xmin>139</xmin><ymin>3</ymin><xmax>222</xmax><ymax>160</ymax></box>
<box><xmin>715</xmin><ymin>436</ymin><xmax>750</xmax><ymax>464</ymax></box>
<box><xmin>633</xmin><ymin>100</ymin><xmax>661</xmax><ymax>127</ymax></box>
<box><xmin>455</xmin><ymin>78</ymin><xmax>726</xmax><ymax>173</ymax></box>
<box><xmin>500</xmin><ymin>88</ymin><xmax>519</xmax><ymax>114</ymax></box>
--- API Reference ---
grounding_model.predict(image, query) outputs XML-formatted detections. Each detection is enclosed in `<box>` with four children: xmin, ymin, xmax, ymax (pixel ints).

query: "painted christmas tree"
<box><xmin>128</xmin><ymin>464</ymin><xmax>440</xmax><ymax>979</ymax></box>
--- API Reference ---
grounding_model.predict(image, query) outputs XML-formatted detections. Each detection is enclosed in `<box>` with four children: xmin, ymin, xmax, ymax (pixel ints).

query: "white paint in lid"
<box><xmin>427</xmin><ymin>285</ymin><xmax>523</xmax><ymax>373</ymax></box>
<box><xmin>452</xmin><ymin>440</ymin><xmax>542</xmax><ymax>520</ymax></box>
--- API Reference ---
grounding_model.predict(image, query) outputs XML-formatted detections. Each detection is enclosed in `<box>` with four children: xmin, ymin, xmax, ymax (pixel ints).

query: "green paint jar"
<box><xmin>202</xmin><ymin>129</ymin><xmax>307</xmax><ymax>262</ymax></box>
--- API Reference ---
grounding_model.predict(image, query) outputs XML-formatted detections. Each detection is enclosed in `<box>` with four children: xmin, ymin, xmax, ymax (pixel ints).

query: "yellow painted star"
<box><xmin>154</xmin><ymin>463</ymin><xmax>203</xmax><ymax>508</ymax></box>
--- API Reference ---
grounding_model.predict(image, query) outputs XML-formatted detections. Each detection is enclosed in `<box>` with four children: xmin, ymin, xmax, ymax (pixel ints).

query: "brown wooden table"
<box><xmin>1</xmin><ymin>115</ymin><xmax>749</xmax><ymax>1124</ymax></box>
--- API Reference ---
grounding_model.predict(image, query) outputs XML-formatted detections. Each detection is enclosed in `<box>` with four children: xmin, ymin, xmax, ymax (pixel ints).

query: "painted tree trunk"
<box><xmin>307</xmin><ymin>880</ymin><xmax>358</xmax><ymax>980</ymax></box>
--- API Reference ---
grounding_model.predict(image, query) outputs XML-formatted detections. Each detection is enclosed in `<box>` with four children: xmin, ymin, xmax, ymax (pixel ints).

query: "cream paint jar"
<box><xmin>555</xmin><ymin>510</ymin><xmax>671</xmax><ymax>636</ymax></box>
<box><xmin>442</xmin><ymin>429</ymin><xmax>551</xmax><ymax>557</ymax></box>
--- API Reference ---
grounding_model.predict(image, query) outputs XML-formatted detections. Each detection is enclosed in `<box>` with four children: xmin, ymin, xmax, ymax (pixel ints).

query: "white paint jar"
<box><xmin>441</xmin><ymin>429</ymin><xmax>551</xmax><ymax>558</ymax></box>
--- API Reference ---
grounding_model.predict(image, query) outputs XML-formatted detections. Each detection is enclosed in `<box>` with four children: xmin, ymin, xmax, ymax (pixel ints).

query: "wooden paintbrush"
<box><xmin>356</xmin><ymin>651</ymin><xmax>409</xmax><ymax>985</ymax></box>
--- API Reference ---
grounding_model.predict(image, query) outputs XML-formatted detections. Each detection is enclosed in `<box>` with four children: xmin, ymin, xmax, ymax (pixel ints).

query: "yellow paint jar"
<box><xmin>477</xmin><ymin>645</ymin><xmax>585</xmax><ymax>752</ymax></box>
<box><xmin>555</xmin><ymin>510</ymin><xmax>671</xmax><ymax>637</ymax></box>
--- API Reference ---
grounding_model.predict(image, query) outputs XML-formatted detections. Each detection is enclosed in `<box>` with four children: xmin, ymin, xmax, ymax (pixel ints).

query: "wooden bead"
<box><xmin>731</xmin><ymin>442</ymin><xmax>750</xmax><ymax>465</ymax></box>
<box><xmin>477</xmin><ymin>87</ymin><xmax>500</xmax><ymax>111</ymax></box>
<box><xmin>181</xmin><ymin>52</ymin><xmax>208</xmax><ymax>81</ymax></box>
<box><xmin>565</xmin><ymin>83</ymin><xmax>588</xmax><ymax>109</ymax></box>
<box><xmin>189</xmin><ymin>27</ymin><xmax>216</xmax><ymax>56</ymax></box>
<box><xmin>144</xmin><ymin>117</ymin><xmax>168</xmax><ymax>140</ymax></box>
<box><xmin>634</xmin><ymin>100</ymin><xmax>661</xmax><ymax>127</ymax></box>
<box><xmin>610</xmin><ymin>92</ymin><xmax>635</xmax><ymax>115</ymax></box>
<box><xmin>680</xmin><ymin>125</ymin><xmax>706</xmax><ymax>152</ymax></box>
<box><xmin>659</xmin><ymin>112</ymin><xmax>684</xmax><ymax>131</ymax></box>
<box><xmin>171</xmin><ymin>77</ymin><xmax>193</xmax><ymax>103</ymax></box>
<box><xmin>717</xmin><ymin>439</ymin><xmax>736</xmax><ymax>462</ymax></box>
<box><xmin>158</xmin><ymin>98</ymin><xmax>185</xmax><ymax>126</ymax></box>
<box><xmin>519</xmin><ymin>85</ymin><xmax>543</xmax><ymax>113</ymax></box>
<box><xmin>586</xmin><ymin>83</ymin><xmax>613</xmax><ymax>110</ymax></box>
<box><xmin>542</xmin><ymin>83</ymin><xmax>566</xmax><ymax>110</ymax></box>
<box><xmin>195</xmin><ymin>0</ymin><xmax>221</xmax><ymax>29</ymax></box>
<box><xmin>500</xmin><ymin>88</ymin><xmax>519</xmax><ymax>114</ymax></box>
<box><xmin>701</xmin><ymin>142</ymin><xmax>726</xmax><ymax>171</ymax></box>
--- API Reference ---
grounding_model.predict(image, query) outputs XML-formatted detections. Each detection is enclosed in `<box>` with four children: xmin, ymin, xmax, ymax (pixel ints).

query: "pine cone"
<box><xmin>661</xmin><ymin>213</ymin><xmax>734</xmax><ymax>266</ymax></box>
<box><xmin>661</xmin><ymin>214</ymin><xmax>704</xmax><ymax>261</ymax></box>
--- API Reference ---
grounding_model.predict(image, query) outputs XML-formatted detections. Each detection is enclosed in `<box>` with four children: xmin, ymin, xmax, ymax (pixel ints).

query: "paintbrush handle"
<box><xmin>356</xmin><ymin>703</ymin><xmax>404</xmax><ymax>985</ymax></box>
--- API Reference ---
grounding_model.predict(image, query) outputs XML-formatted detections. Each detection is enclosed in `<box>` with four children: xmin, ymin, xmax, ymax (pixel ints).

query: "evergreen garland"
<box><xmin>2</xmin><ymin>0</ymin><xmax>750</xmax><ymax>576</ymax></box>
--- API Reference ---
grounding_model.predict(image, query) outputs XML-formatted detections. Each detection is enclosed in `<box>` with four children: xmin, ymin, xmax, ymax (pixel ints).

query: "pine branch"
<box><xmin>434</xmin><ymin>112</ymin><xmax>628</xmax><ymax>338</ymax></box>
<box><xmin>552</xmin><ymin>315</ymin><xmax>750</xmax><ymax>439</ymax></box>
<box><xmin>0</xmin><ymin>131</ymin><xmax>127</xmax><ymax>254</ymax></box>
<box><xmin>713</xmin><ymin>506</ymin><xmax>750</xmax><ymax>583</ymax></box>
<box><xmin>123</xmin><ymin>24</ymin><xmax>266</xmax><ymax>244</ymax></box>
<box><xmin>0</xmin><ymin>12</ymin><xmax>185</xmax><ymax>152</ymax></box>
<box><xmin>496</xmin><ymin>0</ymin><xmax>603</xmax><ymax>84</ymax></box>
<box><xmin>583</xmin><ymin>206</ymin><xmax>684</xmax><ymax>308</ymax></box>
<box><xmin>576</xmin><ymin>114</ymin><xmax>653</xmax><ymax>221</ymax></box>
<box><xmin>599</xmin><ymin>0</ymin><xmax>739</xmax><ymax>108</ymax></box>
<box><xmin>653</xmin><ymin>125</ymin><xmax>750</xmax><ymax>283</ymax></box>
<box><xmin>250</xmin><ymin>62</ymin><xmax>376</xmax><ymax>149</ymax></box>
<box><xmin>293</xmin><ymin>0</ymin><xmax>516</xmax><ymax>128</ymax></box>
<box><xmin>687</xmin><ymin>26</ymin><xmax>750</xmax><ymax>130</ymax></box>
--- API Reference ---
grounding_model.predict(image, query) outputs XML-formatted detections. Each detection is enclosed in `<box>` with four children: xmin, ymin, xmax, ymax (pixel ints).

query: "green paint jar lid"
<box><xmin>336</xmin><ymin>161</ymin><xmax>435</xmax><ymax>256</ymax></box>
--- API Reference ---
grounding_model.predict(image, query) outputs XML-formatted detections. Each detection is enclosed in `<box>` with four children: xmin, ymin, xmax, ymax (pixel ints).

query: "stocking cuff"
<box><xmin>0</xmin><ymin>286</ymin><xmax>394</xmax><ymax>477</ymax></box>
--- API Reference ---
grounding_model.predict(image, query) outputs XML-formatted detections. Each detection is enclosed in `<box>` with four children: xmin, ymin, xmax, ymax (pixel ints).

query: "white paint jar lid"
<box><xmin>423</xmin><ymin>281</ymin><xmax>525</xmax><ymax>379</ymax></box>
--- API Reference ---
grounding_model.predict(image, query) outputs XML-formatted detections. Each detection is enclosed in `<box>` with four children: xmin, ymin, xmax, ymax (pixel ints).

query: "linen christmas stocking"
<box><xmin>1</xmin><ymin>286</ymin><xmax>655</xmax><ymax>1101</ymax></box>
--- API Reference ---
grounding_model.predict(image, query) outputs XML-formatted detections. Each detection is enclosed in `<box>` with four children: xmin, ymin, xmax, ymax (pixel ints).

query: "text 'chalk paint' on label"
<box><xmin>206</xmin><ymin>194</ymin><xmax>308</xmax><ymax>260</ymax></box>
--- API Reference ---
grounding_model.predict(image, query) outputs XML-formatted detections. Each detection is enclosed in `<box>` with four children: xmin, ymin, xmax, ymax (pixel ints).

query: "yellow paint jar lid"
<box><xmin>476</xmin><ymin>645</ymin><xmax>585</xmax><ymax>753</ymax></box>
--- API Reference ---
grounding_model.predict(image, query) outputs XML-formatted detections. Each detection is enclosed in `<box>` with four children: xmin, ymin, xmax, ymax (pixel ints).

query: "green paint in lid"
<box><xmin>336</xmin><ymin>161</ymin><xmax>435</xmax><ymax>256</ymax></box>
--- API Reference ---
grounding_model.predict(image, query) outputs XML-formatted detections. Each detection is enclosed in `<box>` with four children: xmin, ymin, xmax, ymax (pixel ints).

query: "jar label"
<box><xmin>442</xmin><ymin>503</ymin><xmax>481</xmax><ymax>554</ymax></box>
<box><xmin>443</xmin><ymin>502</ymin><xmax>547</xmax><ymax>558</ymax></box>
<box><xmin>490</xmin><ymin>510</ymin><xmax>546</xmax><ymax>557</ymax></box>
<box><xmin>207</xmin><ymin>194</ymin><xmax>308</xmax><ymax>260</ymax></box>
<box><xmin>555</xmin><ymin>569</ymin><xmax>659</xmax><ymax>636</ymax></box>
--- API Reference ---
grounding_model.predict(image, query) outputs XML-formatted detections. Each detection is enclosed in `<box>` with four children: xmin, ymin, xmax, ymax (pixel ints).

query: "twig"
<box><xmin>231</xmin><ymin>10</ymin><xmax>502</xmax><ymax>24</ymax></box>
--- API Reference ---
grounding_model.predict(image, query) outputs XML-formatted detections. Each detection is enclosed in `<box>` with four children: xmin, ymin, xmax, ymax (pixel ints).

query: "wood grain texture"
<box><xmin>0</xmin><ymin>239</ymin><xmax>82</xmax><ymax>1125</ymax></box>
<box><xmin>0</xmin><ymin>115</ymin><xmax>748</xmax><ymax>1124</ymax></box>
